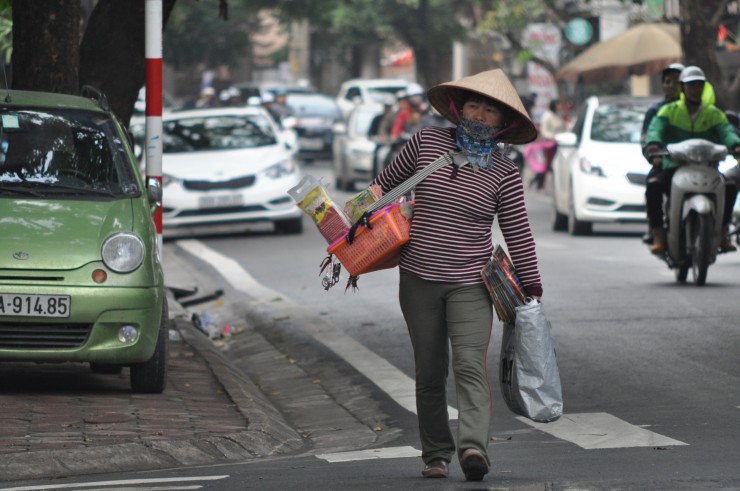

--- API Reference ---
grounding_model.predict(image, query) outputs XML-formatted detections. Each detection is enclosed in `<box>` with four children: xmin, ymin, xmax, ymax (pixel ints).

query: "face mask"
<box><xmin>455</xmin><ymin>125</ymin><xmax>499</xmax><ymax>170</ymax></box>
<box><xmin>460</xmin><ymin>117</ymin><xmax>502</xmax><ymax>141</ymax></box>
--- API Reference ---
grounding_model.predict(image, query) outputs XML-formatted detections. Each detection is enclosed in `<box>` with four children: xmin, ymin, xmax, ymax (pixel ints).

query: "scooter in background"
<box><xmin>652</xmin><ymin>139</ymin><xmax>728</xmax><ymax>286</ymax></box>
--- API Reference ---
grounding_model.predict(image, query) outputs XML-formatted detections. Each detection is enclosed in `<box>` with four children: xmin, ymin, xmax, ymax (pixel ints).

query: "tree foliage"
<box><xmin>6</xmin><ymin>0</ymin><xmax>738</xmax><ymax>126</ymax></box>
<box><xmin>164</xmin><ymin>0</ymin><xmax>257</xmax><ymax>70</ymax></box>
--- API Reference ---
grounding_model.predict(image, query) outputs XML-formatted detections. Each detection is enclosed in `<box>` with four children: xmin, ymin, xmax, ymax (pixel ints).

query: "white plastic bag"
<box><xmin>499</xmin><ymin>299</ymin><xmax>563</xmax><ymax>422</ymax></box>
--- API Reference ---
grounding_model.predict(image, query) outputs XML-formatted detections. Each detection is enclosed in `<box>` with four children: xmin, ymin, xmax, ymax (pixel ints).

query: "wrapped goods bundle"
<box><xmin>288</xmin><ymin>175</ymin><xmax>351</xmax><ymax>244</ymax></box>
<box><xmin>481</xmin><ymin>245</ymin><xmax>526</xmax><ymax>324</ymax></box>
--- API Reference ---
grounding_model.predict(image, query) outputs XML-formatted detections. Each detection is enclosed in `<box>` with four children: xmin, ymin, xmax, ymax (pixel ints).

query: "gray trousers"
<box><xmin>399</xmin><ymin>272</ymin><xmax>494</xmax><ymax>465</ymax></box>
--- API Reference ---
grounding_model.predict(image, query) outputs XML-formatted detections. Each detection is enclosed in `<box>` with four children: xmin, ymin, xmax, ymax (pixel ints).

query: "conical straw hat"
<box><xmin>427</xmin><ymin>69</ymin><xmax>537</xmax><ymax>144</ymax></box>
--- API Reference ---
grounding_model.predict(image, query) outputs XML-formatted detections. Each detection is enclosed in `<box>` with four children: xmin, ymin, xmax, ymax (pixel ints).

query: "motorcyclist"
<box><xmin>639</xmin><ymin>63</ymin><xmax>684</xmax><ymax>245</ymax></box>
<box><xmin>645</xmin><ymin>65</ymin><xmax>740</xmax><ymax>254</ymax></box>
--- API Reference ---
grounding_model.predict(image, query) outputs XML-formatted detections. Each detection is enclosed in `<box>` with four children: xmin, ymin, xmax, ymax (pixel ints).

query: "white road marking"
<box><xmin>517</xmin><ymin>412</ymin><xmax>688</xmax><ymax>449</ymax></box>
<box><xmin>318</xmin><ymin>413</ymin><xmax>689</xmax><ymax>463</ymax></box>
<box><xmin>317</xmin><ymin>445</ymin><xmax>421</xmax><ymax>462</ymax></box>
<box><xmin>176</xmin><ymin>240</ymin><xmax>459</xmax><ymax>420</ymax></box>
<box><xmin>0</xmin><ymin>475</ymin><xmax>228</xmax><ymax>491</ymax></box>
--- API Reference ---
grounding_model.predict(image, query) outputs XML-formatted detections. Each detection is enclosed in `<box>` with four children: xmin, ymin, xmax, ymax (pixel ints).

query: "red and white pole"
<box><xmin>145</xmin><ymin>0</ymin><xmax>163</xmax><ymax>253</ymax></box>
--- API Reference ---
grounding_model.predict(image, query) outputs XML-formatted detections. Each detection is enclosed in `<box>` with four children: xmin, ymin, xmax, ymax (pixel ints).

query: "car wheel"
<box><xmin>568</xmin><ymin>183</ymin><xmax>592</xmax><ymax>236</ymax></box>
<box><xmin>90</xmin><ymin>363</ymin><xmax>123</xmax><ymax>375</ymax></box>
<box><xmin>335</xmin><ymin>176</ymin><xmax>353</xmax><ymax>192</ymax></box>
<box><xmin>274</xmin><ymin>216</ymin><xmax>303</xmax><ymax>234</ymax></box>
<box><xmin>553</xmin><ymin>211</ymin><xmax>568</xmax><ymax>231</ymax></box>
<box><xmin>130</xmin><ymin>300</ymin><xmax>168</xmax><ymax>394</ymax></box>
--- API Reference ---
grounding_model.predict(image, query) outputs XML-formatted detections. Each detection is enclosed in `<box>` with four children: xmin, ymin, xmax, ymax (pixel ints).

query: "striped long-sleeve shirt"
<box><xmin>371</xmin><ymin>126</ymin><xmax>543</xmax><ymax>297</ymax></box>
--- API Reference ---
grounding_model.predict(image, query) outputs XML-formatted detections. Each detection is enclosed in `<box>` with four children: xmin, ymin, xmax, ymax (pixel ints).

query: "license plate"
<box><xmin>299</xmin><ymin>137</ymin><xmax>325</xmax><ymax>150</ymax></box>
<box><xmin>198</xmin><ymin>194</ymin><xmax>244</xmax><ymax>208</ymax></box>
<box><xmin>0</xmin><ymin>293</ymin><xmax>71</xmax><ymax>318</ymax></box>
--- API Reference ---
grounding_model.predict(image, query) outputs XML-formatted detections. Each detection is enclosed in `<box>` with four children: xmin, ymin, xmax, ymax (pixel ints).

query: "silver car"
<box><xmin>332</xmin><ymin>102</ymin><xmax>389</xmax><ymax>191</ymax></box>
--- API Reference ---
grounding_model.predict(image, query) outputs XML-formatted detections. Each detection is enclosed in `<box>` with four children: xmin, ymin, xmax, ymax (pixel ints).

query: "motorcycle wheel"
<box><xmin>688</xmin><ymin>212</ymin><xmax>712</xmax><ymax>286</ymax></box>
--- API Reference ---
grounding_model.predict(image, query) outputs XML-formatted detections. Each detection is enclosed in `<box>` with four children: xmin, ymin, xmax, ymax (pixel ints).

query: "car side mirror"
<box><xmin>146</xmin><ymin>177</ymin><xmax>162</xmax><ymax>215</ymax></box>
<box><xmin>555</xmin><ymin>132</ymin><xmax>577</xmax><ymax>147</ymax></box>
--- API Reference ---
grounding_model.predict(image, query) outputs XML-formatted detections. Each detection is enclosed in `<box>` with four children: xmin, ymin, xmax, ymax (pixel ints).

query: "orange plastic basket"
<box><xmin>327</xmin><ymin>203</ymin><xmax>411</xmax><ymax>276</ymax></box>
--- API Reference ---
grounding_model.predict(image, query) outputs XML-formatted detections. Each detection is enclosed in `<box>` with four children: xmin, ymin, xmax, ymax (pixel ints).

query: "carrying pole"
<box><xmin>145</xmin><ymin>0</ymin><xmax>163</xmax><ymax>253</ymax></box>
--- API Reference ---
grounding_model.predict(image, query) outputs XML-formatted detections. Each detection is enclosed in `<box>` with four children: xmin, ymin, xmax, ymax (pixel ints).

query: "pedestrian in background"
<box><xmin>524</xmin><ymin>131</ymin><xmax>555</xmax><ymax>191</ymax></box>
<box><xmin>537</xmin><ymin>99</ymin><xmax>566</xmax><ymax>189</ymax></box>
<box><xmin>371</xmin><ymin>68</ymin><xmax>543</xmax><ymax>482</ymax></box>
<box><xmin>195</xmin><ymin>87</ymin><xmax>217</xmax><ymax>108</ymax></box>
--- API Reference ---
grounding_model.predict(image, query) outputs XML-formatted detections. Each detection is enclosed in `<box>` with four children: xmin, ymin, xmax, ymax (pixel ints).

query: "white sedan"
<box><xmin>154</xmin><ymin>106</ymin><xmax>303</xmax><ymax>237</ymax></box>
<box><xmin>551</xmin><ymin>95</ymin><xmax>660</xmax><ymax>235</ymax></box>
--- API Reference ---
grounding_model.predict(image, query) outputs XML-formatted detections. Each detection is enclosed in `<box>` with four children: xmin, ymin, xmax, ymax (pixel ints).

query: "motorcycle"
<box><xmin>653</xmin><ymin>138</ymin><xmax>728</xmax><ymax>286</ymax></box>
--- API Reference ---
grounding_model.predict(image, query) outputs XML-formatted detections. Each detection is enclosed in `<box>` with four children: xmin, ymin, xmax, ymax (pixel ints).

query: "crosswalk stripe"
<box><xmin>317</xmin><ymin>412</ymin><xmax>689</xmax><ymax>463</ymax></box>
<box><xmin>517</xmin><ymin>412</ymin><xmax>688</xmax><ymax>449</ymax></box>
<box><xmin>317</xmin><ymin>445</ymin><xmax>421</xmax><ymax>462</ymax></box>
<box><xmin>177</xmin><ymin>240</ymin><xmax>459</xmax><ymax>419</ymax></box>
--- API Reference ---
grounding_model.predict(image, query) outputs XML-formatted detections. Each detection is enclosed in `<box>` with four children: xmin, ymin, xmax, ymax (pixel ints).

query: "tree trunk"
<box><xmin>79</xmin><ymin>0</ymin><xmax>176</xmax><ymax>126</ymax></box>
<box><xmin>415</xmin><ymin>44</ymin><xmax>453</xmax><ymax>89</ymax></box>
<box><xmin>679</xmin><ymin>0</ymin><xmax>726</xmax><ymax>107</ymax></box>
<box><xmin>11</xmin><ymin>0</ymin><xmax>80</xmax><ymax>93</ymax></box>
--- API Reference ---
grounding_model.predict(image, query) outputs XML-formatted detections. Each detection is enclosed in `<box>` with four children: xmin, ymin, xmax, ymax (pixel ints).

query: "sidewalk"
<box><xmin>0</xmin><ymin>248</ymin><xmax>304</xmax><ymax>483</ymax></box>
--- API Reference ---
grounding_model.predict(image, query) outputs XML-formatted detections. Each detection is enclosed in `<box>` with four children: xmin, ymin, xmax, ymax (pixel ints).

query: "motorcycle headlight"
<box><xmin>579</xmin><ymin>157</ymin><xmax>605</xmax><ymax>177</ymax></box>
<box><xmin>264</xmin><ymin>159</ymin><xmax>297</xmax><ymax>179</ymax></box>
<box><xmin>102</xmin><ymin>233</ymin><xmax>145</xmax><ymax>273</ymax></box>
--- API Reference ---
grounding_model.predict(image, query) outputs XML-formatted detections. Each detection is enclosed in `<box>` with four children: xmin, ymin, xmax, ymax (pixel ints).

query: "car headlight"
<box><xmin>162</xmin><ymin>173</ymin><xmax>182</xmax><ymax>187</ymax></box>
<box><xmin>579</xmin><ymin>157</ymin><xmax>605</xmax><ymax>177</ymax></box>
<box><xmin>264</xmin><ymin>159</ymin><xmax>297</xmax><ymax>179</ymax></box>
<box><xmin>102</xmin><ymin>233</ymin><xmax>145</xmax><ymax>273</ymax></box>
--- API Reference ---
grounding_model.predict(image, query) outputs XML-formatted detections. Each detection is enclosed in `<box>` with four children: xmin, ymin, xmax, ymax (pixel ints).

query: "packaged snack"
<box><xmin>288</xmin><ymin>175</ymin><xmax>351</xmax><ymax>243</ymax></box>
<box><xmin>343</xmin><ymin>184</ymin><xmax>383</xmax><ymax>223</ymax></box>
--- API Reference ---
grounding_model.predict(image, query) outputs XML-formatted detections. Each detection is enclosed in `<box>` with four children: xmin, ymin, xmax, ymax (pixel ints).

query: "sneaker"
<box><xmin>460</xmin><ymin>448</ymin><xmax>489</xmax><ymax>481</ymax></box>
<box><xmin>421</xmin><ymin>459</ymin><xmax>449</xmax><ymax>478</ymax></box>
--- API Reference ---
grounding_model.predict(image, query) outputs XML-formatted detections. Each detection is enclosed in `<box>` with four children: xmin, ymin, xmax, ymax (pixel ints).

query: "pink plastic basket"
<box><xmin>327</xmin><ymin>203</ymin><xmax>411</xmax><ymax>276</ymax></box>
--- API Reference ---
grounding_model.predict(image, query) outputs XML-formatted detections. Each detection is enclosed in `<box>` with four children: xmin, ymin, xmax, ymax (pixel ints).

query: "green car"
<box><xmin>0</xmin><ymin>88</ymin><xmax>167</xmax><ymax>393</ymax></box>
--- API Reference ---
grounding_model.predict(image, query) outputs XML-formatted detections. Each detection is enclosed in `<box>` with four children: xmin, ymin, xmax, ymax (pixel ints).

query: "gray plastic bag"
<box><xmin>499</xmin><ymin>299</ymin><xmax>563</xmax><ymax>422</ymax></box>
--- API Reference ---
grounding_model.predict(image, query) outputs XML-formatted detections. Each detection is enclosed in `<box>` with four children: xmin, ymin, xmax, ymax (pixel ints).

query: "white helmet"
<box><xmin>680</xmin><ymin>66</ymin><xmax>706</xmax><ymax>84</ymax></box>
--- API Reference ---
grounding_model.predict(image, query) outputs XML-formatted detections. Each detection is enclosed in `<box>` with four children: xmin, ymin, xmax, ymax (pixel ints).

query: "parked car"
<box><xmin>332</xmin><ymin>102</ymin><xmax>389</xmax><ymax>191</ymax></box>
<box><xmin>282</xmin><ymin>93</ymin><xmax>343</xmax><ymax>162</ymax></box>
<box><xmin>133</xmin><ymin>86</ymin><xmax>179</xmax><ymax>117</ymax></box>
<box><xmin>153</xmin><ymin>106</ymin><xmax>303</xmax><ymax>236</ymax></box>
<box><xmin>0</xmin><ymin>88</ymin><xmax>167</xmax><ymax>393</ymax></box>
<box><xmin>551</xmin><ymin>95</ymin><xmax>661</xmax><ymax>235</ymax></box>
<box><xmin>232</xmin><ymin>81</ymin><xmax>316</xmax><ymax>104</ymax></box>
<box><xmin>336</xmin><ymin>78</ymin><xmax>420</xmax><ymax>120</ymax></box>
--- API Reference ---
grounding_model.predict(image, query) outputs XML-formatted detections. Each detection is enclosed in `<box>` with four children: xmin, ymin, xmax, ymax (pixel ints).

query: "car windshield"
<box><xmin>367</xmin><ymin>87</ymin><xmax>405</xmax><ymax>104</ymax></box>
<box><xmin>286</xmin><ymin>95</ymin><xmax>341</xmax><ymax>119</ymax></box>
<box><xmin>0</xmin><ymin>107</ymin><xmax>139</xmax><ymax>198</ymax></box>
<box><xmin>161</xmin><ymin>114</ymin><xmax>277</xmax><ymax>152</ymax></box>
<box><xmin>590</xmin><ymin>102</ymin><xmax>651</xmax><ymax>143</ymax></box>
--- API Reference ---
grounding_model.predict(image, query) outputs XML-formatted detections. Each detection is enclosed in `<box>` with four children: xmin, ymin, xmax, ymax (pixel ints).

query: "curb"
<box><xmin>0</xmin><ymin>290</ymin><xmax>305</xmax><ymax>483</ymax></box>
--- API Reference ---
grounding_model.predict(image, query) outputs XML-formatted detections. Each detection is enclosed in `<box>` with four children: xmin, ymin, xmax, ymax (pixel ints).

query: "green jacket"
<box><xmin>645</xmin><ymin>98</ymin><xmax>740</xmax><ymax>169</ymax></box>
